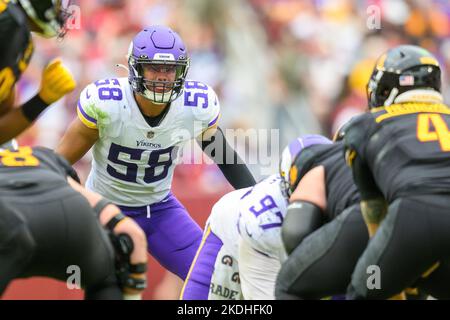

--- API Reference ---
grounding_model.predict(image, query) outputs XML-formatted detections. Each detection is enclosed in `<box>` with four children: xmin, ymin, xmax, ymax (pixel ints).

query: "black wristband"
<box><xmin>93</xmin><ymin>198</ymin><xmax>112</xmax><ymax>218</ymax></box>
<box><xmin>21</xmin><ymin>94</ymin><xmax>49</xmax><ymax>122</ymax></box>
<box><xmin>105</xmin><ymin>212</ymin><xmax>127</xmax><ymax>231</ymax></box>
<box><xmin>130</xmin><ymin>263</ymin><xmax>147</xmax><ymax>274</ymax></box>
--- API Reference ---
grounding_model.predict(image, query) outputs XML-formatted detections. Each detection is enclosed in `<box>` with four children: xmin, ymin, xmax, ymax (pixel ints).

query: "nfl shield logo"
<box><xmin>147</xmin><ymin>131</ymin><xmax>154</xmax><ymax>139</ymax></box>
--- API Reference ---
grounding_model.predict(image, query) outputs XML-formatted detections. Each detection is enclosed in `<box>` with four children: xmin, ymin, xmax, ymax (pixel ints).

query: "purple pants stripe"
<box><xmin>118</xmin><ymin>193</ymin><xmax>203</xmax><ymax>280</ymax></box>
<box><xmin>180</xmin><ymin>226</ymin><xmax>223</xmax><ymax>300</ymax></box>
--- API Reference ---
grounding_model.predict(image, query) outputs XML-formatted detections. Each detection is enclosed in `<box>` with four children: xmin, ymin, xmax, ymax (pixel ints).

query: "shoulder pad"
<box><xmin>183</xmin><ymin>80</ymin><xmax>220</xmax><ymax>128</ymax></box>
<box><xmin>238</xmin><ymin>178</ymin><xmax>287</xmax><ymax>258</ymax></box>
<box><xmin>77</xmin><ymin>78</ymin><xmax>125</xmax><ymax>130</ymax></box>
<box><xmin>343</xmin><ymin>113</ymin><xmax>375</xmax><ymax>159</ymax></box>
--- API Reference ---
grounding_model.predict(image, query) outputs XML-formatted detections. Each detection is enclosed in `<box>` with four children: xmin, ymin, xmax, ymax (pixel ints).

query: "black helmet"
<box><xmin>367</xmin><ymin>45</ymin><xmax>441</xmax><ymax>109</ymax></box>
<box><xmin>14</xmin><ymin>0</ymin><xmax>72</xmax><ymax>38</ymax></box>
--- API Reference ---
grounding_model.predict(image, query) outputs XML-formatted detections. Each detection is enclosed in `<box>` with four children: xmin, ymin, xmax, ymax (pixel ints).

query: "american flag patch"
<box><xmin>399</xmin><ymin>75</ymin><xmax>414</xmax><ymax>86</ymax></box>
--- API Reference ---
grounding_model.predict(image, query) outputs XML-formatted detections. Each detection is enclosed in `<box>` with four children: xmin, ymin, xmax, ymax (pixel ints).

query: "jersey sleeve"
<box><xmin>343</xmin><ymin>114</ymin><xmax>383</xmax><ymax>200</ymax></box>
<box><xmin>76</xmin><ymin>83</ymin><xmax>101</xmax><ymax>129</ymax></box>
<box><xmin>237</xmin><ymin>177</ymin><xmax>288</xmax><ymax>261</ymax></box>
<box><xmin>76</xmin><ymin>79</ymin><xmax>124</xmax><ymax>138</ymax></box>
<box><xmin>239</xmin><ymin>211</ymin><xmax>286</xmax><ymax>261</ymax></box>
<box><xmin>186</xmin><ymin>81</ymin><xmax>221</xmax><ymax>131</ymax></box>
<box><xmin>238</xmin><ymin>211</ymin><xmax>284</xmax><ymax>258</ymax></box>
<box><xmin>343</xmin><ymin>114</ymin><xmax>375</xmax><ymax>163</ymax></box>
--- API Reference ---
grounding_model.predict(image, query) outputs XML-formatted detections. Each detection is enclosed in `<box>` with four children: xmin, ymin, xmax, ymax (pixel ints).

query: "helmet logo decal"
<box><xmin>419</xmin><ymin>56</ymin><xmax>439</xmax><ymax>67</ymax></box>
<box><xmin>153</xmin><ymin>53</ymin><xmax>175</xmax><ymax>60</ymax></box>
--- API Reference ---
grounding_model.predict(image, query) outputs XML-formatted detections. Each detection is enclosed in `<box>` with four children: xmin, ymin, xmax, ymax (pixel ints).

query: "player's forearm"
<box><xmin>0</xmin><ymin>108</ymin><xmax>30</xmax><ymax>144</ymax></box>
<box><xmin>0</xmin><ymin>92</ymin><xmax>68</xmax><ymax>146</ymax></box>
<box><xmin>0</xmin><ymin>95</ymin><xmax>50</xmax><ymax>145</ymax></box>
<box><xmin>0</xmin><ymin>89</ymin><xmax>15</xmax><ymax>117</ymax></box>
<box><xmin>360</xmin><ymin>197</ymin><xmax>388</xmax><ymax>237</ymax></box>
<box><xmin>200</xmin><ymin>126</ymin><xmax>256</xmax><ymax>189</ymax></box>
<box><xmin>216</xmin><ymin>162</ymin><xmax>256</xmax><ymax>189</ymax></box>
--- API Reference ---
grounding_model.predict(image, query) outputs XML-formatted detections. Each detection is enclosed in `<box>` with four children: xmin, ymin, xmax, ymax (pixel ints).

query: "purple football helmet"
<box><xmin>279</xmin><ymin>134</ymin><xmax>332</xmax><ymax>198</ymax></box>
<box><xmin>128</xmin><ymin>26</ymin><xmax>190</xmax><ymax>104</ymax></box>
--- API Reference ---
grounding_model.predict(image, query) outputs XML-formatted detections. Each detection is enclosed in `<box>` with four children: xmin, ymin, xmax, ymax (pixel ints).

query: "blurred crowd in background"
<box><xmin>15</xmin><ymin>0</ymin><xmax>450</xmax><ymax>190</ymax></box>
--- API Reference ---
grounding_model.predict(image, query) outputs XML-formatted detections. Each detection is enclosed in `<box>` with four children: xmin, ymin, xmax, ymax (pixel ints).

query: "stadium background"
<box><xmin>4</xmin><ymin>0</ymin><xmax>450</xmax><ymax>299</ymax></box>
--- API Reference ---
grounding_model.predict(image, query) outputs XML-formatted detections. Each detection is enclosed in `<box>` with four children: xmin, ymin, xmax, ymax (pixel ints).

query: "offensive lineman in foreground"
<box><xmin>274</xmin><ymin>133</ymin><xmax>369</xmax><ymax>299</ymax></box>
<box><xmin>0</xmin><ymin>146</ymin><xmax>147</xmax><ymax>300</ymax></box>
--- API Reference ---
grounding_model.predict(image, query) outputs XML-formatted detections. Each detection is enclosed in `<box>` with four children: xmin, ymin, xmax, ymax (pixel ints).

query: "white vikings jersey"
<box><xmin>204</xmin><ymin>187</ymin><xmax>250</xmax><ymax>300</ymax></box>
<box><xmin>207</xmin><ymin>187</ymin><xmax>252</xmax><ymax>258</ymax></box>
<box><xmin>204</xmin><ymin>174</ymin><xmax>288</xmax><ymax>300</ymax></box>
<box><xmin>77</xmin><ymin>77</ymin><xmax>220</xmax><ymax>206</ymax></box>
<box><xmin>208</xmin><ymin>174</ymin><xmax>288</xmax><ymax>261</ymax></box>
<box><xmin>237</xmin><ymin>174</ymin><xmax>288</xmax><ymax>262</ymax></box>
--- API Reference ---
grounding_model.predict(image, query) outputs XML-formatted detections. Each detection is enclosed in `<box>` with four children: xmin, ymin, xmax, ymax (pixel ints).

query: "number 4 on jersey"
<box><xmin>416</xmin><ymin>113</ymin><xmax>450</xmax><ymax>152</ymax></box>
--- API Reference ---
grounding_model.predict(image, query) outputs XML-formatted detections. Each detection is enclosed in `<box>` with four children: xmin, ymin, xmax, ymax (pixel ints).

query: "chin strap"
<box><xmin>115</xmin><ymin>64</ymin><xmax>129</xmax><ymax>72</ymax></box>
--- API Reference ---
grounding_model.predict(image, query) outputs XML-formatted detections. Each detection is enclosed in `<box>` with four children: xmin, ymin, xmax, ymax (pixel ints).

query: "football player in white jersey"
<box><xmin>180</xmin><ymin>134</ymin><xmax>335</xmax><ymax>300</ymax></box>
<box><xmin>56</xmin><ymin>26</ymin><xmax>255</xmax><ymax>282</ymax></box>
<box><xmin>180</xmin><ymin>174</ymin><xmax>287</xmax><ymax>300</ymax></box>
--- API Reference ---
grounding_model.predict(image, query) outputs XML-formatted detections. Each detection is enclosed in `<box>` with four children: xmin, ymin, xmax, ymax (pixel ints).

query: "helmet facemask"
<box><xmin>129</xmin><ymin>56</ymin><xmax>190</xmax><ymax>104</ymax></box>
<box><xmin>279</xmin><ymin>153</ymin><xmax>294</xmax><ymax>199</ymax></box>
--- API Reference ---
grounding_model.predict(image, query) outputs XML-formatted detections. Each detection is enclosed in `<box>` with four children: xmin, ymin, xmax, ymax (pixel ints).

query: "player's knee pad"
<box><xmin>281</xmin><ymin>201</ymin><xmax>323</xmax><ymax>255</ymax></box>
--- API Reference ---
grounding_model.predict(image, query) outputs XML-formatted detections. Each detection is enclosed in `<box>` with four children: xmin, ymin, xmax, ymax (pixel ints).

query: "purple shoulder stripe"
<box><xmin>208</xmin><ymin>113</ymin><xmax>220</xmax><ymax>127</ymax></box>
<box><xmin>77</xmin><ymin>100</ymin><xmax>97</xmax><ymax>124</ymax></box>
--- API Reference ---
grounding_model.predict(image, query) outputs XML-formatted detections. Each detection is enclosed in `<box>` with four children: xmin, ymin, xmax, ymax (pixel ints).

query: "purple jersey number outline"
<box><xmin>249</xmin><ymin>195</ymin><xmax>284</xmax><ymax>230</ymax></box>
<box><xmin>107</xmin><ymin>143</ymin><xmax>177</xmax><ymax>184</ymax></box>
<box><xmin>95</xmin><ymin>78</ymin><xmax>123</xmax><ymax>101</ymax></box>
<box><xmin>184</xmin><ymin>81</ymin><xmax>209</xmax><ymax>108</ymax></box>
